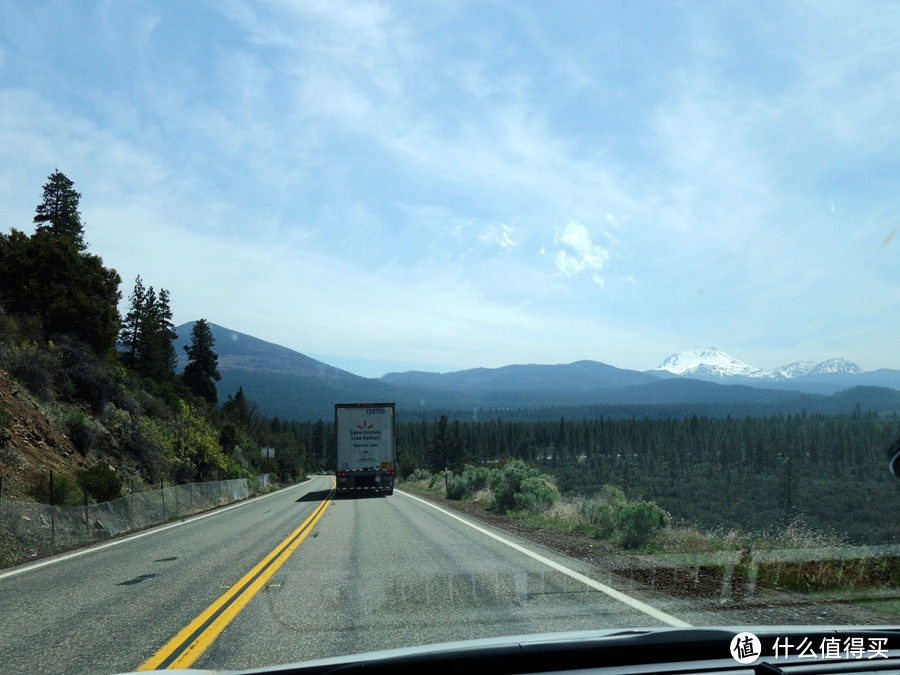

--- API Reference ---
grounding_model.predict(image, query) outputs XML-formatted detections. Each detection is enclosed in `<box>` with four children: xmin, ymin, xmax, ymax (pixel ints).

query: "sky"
<box><xmin>0</xmin><ymin>1</ymin><xmax>898</xmax><ymax>378</ymax></box>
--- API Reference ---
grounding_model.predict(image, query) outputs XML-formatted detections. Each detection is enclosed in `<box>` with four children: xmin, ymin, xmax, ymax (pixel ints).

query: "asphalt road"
<box><xmin>0</xmin><ymin>476</ymin><xmax>705</xmax><ymax>674</ymax></box>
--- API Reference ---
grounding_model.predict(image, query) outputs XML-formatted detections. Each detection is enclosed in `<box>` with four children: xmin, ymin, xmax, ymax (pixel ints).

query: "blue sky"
<box><xmin>1</xmin><ymin>1</ymin><xmax>898</xmax><ymax>378</ymax></box>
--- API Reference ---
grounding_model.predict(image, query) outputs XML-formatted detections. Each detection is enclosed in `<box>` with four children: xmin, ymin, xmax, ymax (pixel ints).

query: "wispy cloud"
<box><xmin>478</xmin><ymin>224</ymin><xmax>517</xmax><ymax>252</ymax></box>
<box><xmin>1</xmin><ymin>1</ymin><xmax>899</xmax><ymax>374</ymax></box>
<box><xmin>551</xmin><ymin>221</ymin><xmax>610</xmax><ymax>285</ymax></box>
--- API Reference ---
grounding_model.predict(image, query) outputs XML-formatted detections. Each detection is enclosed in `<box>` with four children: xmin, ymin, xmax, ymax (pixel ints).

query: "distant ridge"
<box><xmin>171</xmin><ymin>325</ymin><xmax>900</xmax><ymax>420</ymax></box>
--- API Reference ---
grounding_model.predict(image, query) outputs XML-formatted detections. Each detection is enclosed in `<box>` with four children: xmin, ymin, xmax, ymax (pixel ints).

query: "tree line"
<box><xmin>397</xmin><ymin>412</ymin><xmax>900</xmax><ymax>544</ymax></box>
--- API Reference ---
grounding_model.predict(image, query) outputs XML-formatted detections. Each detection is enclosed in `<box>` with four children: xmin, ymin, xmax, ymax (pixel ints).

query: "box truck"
<box><xmin>334</xmin><ymin>402</ymin><xmax>396</xmax><ymax>495</ymax></box>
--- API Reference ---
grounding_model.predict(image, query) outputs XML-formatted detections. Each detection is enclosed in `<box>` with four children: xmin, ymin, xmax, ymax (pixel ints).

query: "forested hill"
<box><xmin>172</xmin><ymin>322</ymin><xmax>396</xmax><ymax>421</ymax></box>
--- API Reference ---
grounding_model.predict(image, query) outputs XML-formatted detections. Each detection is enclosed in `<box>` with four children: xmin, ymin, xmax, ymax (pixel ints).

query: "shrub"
<box><xmin>30</xmin><ymin>470</ymin><xmax>80</xmax><ymax>506</ymax></box>
<box><xmin>405</xmin><ymin>468</ymin><xmax>431</xmax><ymax>482</ymax></box>
<box><xmin>76</xmin><ymin>463</ymin><xmax>123</xmax><ymax>503</ymax></box>
<box><xmin>121</xmin><ymin>416</ymin><xmax>170</xmax><ymax>483</ymax></box>
<box><xmin>4</xmin><ymin>340</ymin><xmax>58</xmax><ymax>399</ymax></box>
<box><xmin>465</xmin><ymin>466</ymin><xmax>492</xmax><ymax>492</ymax></box>
<box><xmin>64</xmin><ymin>412</ymin><xmax>97</xmax><ymax>454</ymax></box>
<box><xmin>445</xmin><ymin>474</ymin><xmax>468</xmax><ymax>500</ymax></box>
<box><xmin>580</xmin><ymin>499</ymin><xmax>618</xmax><ymax>539</ymax></box>
<box><xmin>616</xmin><ymin>501</ymin><xmax>671</xmax><ymax>549</ymax></box>
<box><xmin>53</xmin><ymin>335</ymin><xmax>116</xmax><ymax>414</ymax></box>
<box><xmin>490</xmin><ymin>461</ymin><xmax>558</xmax><ymax>513</ymax></box>
<box><xmin>444</xmin><ymin>466</ymin><xmax>494</xmax><ymax>500</ymax></box>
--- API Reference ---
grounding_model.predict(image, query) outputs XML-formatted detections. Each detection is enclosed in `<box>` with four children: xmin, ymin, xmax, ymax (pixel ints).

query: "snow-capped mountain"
<box><xmin>807</xmin><ymin>358</ymin><xmax>863</xmax><ymax>376</ymax></box>
<box><xmin>655</xmin><ymin>347</ymin><xmax>769</xmax><ymax>378</ymax></box>
<box><xmin>655</xmin><ymin>347</ymin><xmax>864</xmax><ymax>381</ymax></box>
<box><xmin>773</xmin><ymin>361</ymin><xmax>816</xmax><ymax>378</ymax></box>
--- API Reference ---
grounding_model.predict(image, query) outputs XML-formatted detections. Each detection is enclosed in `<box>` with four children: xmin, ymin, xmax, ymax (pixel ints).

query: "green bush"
<box><xmin>579</xmin><ymin>499</ymin><xmax>618</xmax><ymax>539</ymax></box>
<box><xmin>445</xmin><ymin>474</ymin><xmax>468</xmax><ymax>500</ymax></box>
<box><xmin>444</xmin><ymin>465</ymin><xmax>494</xmax><ymax>500</ymax></box>
<box><xmin>489</xmin><ymin>461</ymin><xmax>558</xmax><ymax>513</ymax></box>
<box><xmin>577</xmin><ymin>484</ymin><xmax>670</xmax><ymax>549</ymax></box>
<box><xmin>64</xmin><ymin>412</ymin><xmax>96</xmax><ymax>454</ymax></box>
<box><xmin>405</xmin><ymin>468</ymin><xmax>431</xmax><ymax>482</ymax></box>
<box><xmin>615</xmin><ymin>501</ymin><xmax>671</xmax><ymax>549</ymax></box>
<box><xmin>465</xmin><ymin>466</ymin><xmax>492</xmax><ymax>492</ymax></box>
<box><xmin>4</xmin><ymin>340</ymin><xmax>58</xmax><ymax>399</ymax></box>
<box><xmin>30</xmin><ymin>471</ymin><xmax>80</xmax><ymax>506</ymax></box>
<box><xmin>76</xmin><ymin>462</ymin><xmax>123</xmax><ymax>503</ymax></box>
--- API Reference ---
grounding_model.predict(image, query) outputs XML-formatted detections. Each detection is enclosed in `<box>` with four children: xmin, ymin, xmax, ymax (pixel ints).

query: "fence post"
<box><xmin>161</xmin><ymin>477</ymin><xmax>166</xmax><ymax>520</ymax></box>
<box><xmin>0</xmin><ymin>474</ymin><xmax>3</xmax><ymax>517</ymax></box>
<box><xmin>49</xmin><ymin>469</ymin><xmax>55</xmax><ymax>545</ymax></box>
<box><xmin>83</xmin><ymin>487</ymin><xmax>89</xmax><ymax>526</ymax></box>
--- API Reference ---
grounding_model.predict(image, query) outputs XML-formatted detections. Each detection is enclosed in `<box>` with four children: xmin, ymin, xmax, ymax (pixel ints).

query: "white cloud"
<box><xmin>477</xmin><ymin>223</ymin><xmax>516</xmax><ymax>251</ymax></box>
<box><xmin>551</xmin><ymin>221</ymin><xmax>609</xmax><ymax>284</ymax></box>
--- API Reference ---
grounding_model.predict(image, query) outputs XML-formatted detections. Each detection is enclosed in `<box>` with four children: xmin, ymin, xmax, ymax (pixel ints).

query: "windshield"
<box><xmin>0</xmin><ymin>1</ymin><xmax>897</xmax><ymax>674</ymax></box>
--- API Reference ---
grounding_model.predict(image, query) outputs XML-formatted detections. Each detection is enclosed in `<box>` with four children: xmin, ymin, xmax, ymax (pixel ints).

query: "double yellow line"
<box><xmin>139</xmin><ymin>481</ymin><xmax>334</xmax><ymax>670</ymax></box>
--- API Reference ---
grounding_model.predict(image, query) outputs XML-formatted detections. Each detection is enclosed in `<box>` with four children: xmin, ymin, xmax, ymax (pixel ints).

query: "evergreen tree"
<box><xmin>0</xmin><ymin>229</ymin><xmax>120</xmax><ymax>353</ymax></box>
<box><xmin>181</xmin><ymin>319</ymin><xmax>220</xmax><ymax>404</ymax></box>
<box><xmin>223</xmin><ymin>385</ymin><xmax>260</xmax><ymax>433</ymax></box>
<box><xmin>118</xmin><ymin>277</ymin><xmax>177</xmax><ymax>380</ymax></box>
<box><xmin>428</xmin><ymin>414</ymin><xmax>465</xmax><ymax>473</ymax></box>
<box><xmin>33</xmin><ymin>169</ymin><xmax>86</xmax><ymax>250</ymax></box>
<box><xmin>119</xmin><ymin>276</ymin><xmax>149</xmax><ymax>369</ymax></box>
<box><xmin>138</xmin><ymin>287</ymin><xmax>177</xmax><ymax>380</ymax></box>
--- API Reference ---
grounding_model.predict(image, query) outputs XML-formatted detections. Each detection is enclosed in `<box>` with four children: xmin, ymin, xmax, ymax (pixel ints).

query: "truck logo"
<box><xmin>357</xmin><ymin>421</ymin><xmax>374</xmax><ymax>430</ymax></box>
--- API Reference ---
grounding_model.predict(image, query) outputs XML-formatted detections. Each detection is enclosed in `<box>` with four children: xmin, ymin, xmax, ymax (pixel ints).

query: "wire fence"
<box><xmin>0</xmin><ymin>474</ymin><xmax>271</xmax><ymax>566</ymax></box>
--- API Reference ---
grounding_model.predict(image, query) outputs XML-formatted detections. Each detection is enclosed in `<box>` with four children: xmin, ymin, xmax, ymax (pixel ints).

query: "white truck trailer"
<box><xmin>334</xmin><ymin>402</ymin><xmax>396</xmax><ymax>495</ymax></box>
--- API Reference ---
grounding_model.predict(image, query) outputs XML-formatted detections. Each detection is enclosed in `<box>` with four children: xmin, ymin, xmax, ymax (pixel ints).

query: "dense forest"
<box><xmin>396</xmin><ymin>412</ymin><xmax>900</xmax><ymax>545</ymax></box>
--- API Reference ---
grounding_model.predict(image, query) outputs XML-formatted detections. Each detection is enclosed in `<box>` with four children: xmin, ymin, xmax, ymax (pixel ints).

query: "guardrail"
<box><xmin>0</xmin><ymin>474</ymin><xmax>271</xmax><ymax>567</ymax></box>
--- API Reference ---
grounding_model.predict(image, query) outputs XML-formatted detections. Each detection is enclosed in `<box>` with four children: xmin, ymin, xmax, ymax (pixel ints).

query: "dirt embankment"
<box><xmin>0</xmin><ymin>370</ymin><xmax>83</xmax><ymax>500</ymax></box>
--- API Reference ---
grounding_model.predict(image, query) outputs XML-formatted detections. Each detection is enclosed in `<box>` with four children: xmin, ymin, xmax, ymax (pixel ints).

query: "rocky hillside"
<box><xmin>0</xmin><ymin>369</ymin><xmax>84</xmax><ymax>500</ymax></box>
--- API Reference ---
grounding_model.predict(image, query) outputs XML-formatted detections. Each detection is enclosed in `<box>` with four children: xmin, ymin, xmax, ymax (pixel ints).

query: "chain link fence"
<box><xmin>0</xmin><ymin>474</ymin><xmax>271</xmax><ymax>566</ymax></box>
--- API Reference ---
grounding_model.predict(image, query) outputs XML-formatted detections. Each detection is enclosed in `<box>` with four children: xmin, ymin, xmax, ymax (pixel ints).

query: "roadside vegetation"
<box><xmin>0</xmin><ymin>171</ymin><xmax>318</xmax><ymax>505</ymax></box>
<box><xmin>401</xmin><ymin>464</ymin><xmax>899</xmax><ymax>597</ymax></box>
<box><xmin>398</xmin><ymin>412</ymin><xmax>899</xmax><ymax>597</ymax></box>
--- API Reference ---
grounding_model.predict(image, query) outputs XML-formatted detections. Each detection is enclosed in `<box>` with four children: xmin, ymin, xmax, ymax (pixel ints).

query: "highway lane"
<box><xmin>0</xmin><ymin>476</ymin><xmax>331</xmax><ymax>674</ymax></box>
<box><xmin>0</xmin><ymin>477</ymin><xmax>710</xmax><ymax>674</ymax></box>
<box><xmin>191</xmin><ymin>487</ymin><xmax>709</xmax><ymax>671</ymax></box>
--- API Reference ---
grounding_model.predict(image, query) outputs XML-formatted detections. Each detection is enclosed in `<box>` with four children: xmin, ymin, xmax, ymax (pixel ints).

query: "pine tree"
<box><xmin>33</xmin><ymin>169</ymin><xmax>86</xmax><ymax>250</ymax></box>
<box><xmin>118</xmin><ymin>278</ymin><xmax>177</xmax><ymax>380</ymax></box>
<box><xmin>182</xmin><ymin>319</ymin><xmax>221</xmax><ymax>404</ymax></box>
<box><xmin>119</xmin><ymin>276</ymin><xmax>149</xmax><ymax>369</ymax></box>
<box><xmin>139</xmin><ymin>287</ymin><xmax>177</xmax><ymax>380</ymax></box>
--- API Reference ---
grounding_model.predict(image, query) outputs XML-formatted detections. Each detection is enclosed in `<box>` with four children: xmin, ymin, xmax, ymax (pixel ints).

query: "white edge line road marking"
<box><xmin>398</xmin><ymin>489</ymin><xmax>692</xmax><ymax>628</ymax></box>
<box><xmin>0</xmin><ymin>477</ymin><xmax>318</xmax><ymax>581</ymax></box>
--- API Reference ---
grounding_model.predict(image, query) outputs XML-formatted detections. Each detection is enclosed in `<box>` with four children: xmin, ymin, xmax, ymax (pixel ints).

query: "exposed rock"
<box><xmin>0</xmin><ymin>369</ymin><xmax>83</xmax><ymax>500</ymax></box>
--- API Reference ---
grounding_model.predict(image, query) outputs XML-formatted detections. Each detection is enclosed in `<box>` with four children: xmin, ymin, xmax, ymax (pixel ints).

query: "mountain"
<box><xmin>807</xmin><ymin>358</ymin><xmax>863</xmax><ymax>376</ymax></box>
<box><xmin>174</xmin><ymin>323</ymin><xmax>396</xmax><ymax>420</ymax></box>
<box><xmin>773</xmin><ymin>361</ymin><xmax>816</xmax><ymax>378</ymax></box>
<box><xmin>171</xmin><ymin>326</ymin><xmax>900</xmax><ymax>420</ymax></box>
<box><xmin>655</xmin><ymin>347</ymin><xmax>865</xmax><ymax>382</ymax></box>
<box><xmin>381</xmin><ymin>360</ymin><xmax>660</xmax><ymax>392</ymax></box>
<box><xmin>654</xmin><ymin>347</ymin><xmax>769</xmax><ymax>379</ymax></box>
